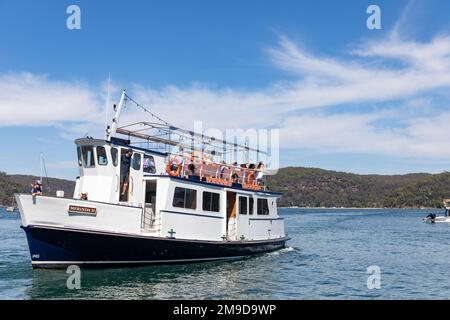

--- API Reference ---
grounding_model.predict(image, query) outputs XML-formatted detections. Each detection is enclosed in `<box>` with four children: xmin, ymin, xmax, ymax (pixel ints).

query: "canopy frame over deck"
<box><xmin>106</xmin><ymin>90</ymin><xmax>268</xmax><ymax>164</ymax></box>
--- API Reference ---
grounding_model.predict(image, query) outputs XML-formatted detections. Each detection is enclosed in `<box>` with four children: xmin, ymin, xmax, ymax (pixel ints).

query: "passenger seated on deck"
<box><xmin>201</xmin><ymin>148</ymin><xmax>213</xmax><ymax>165</ymax></box>
<box><xmin>187</xmin><ymin>163</ymin><xmax>196</xmax><ymax>176</ymax></box>
<box><xmin>218</xmin><ymin>161</ymin><xmax>227</xmax><ymax>179</ymax></box>
<box><xmin>30</xmin><ymin>180</ymin><xmax>42</xmax><ymax>197</ymax></box>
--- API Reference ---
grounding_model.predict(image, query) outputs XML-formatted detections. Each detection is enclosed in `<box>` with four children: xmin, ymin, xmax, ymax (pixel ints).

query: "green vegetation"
<box><xmin>266</xmin><ymin>167</ymin><xmax>450</xmax><ymax>208</ymax></box>
<box><xmin>0</xmin><ymin>172</ymin><xmax>75</xmax><ymax>207</ymax></box>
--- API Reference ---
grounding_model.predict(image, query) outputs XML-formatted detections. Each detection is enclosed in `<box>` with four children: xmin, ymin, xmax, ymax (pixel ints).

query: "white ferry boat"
<box><xmin>15</xmin><ymin>91</ymin><xmax>289</xmax><ymax>268</ymax></box>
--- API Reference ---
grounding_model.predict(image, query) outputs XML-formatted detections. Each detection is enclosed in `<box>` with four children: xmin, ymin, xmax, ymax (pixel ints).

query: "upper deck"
<box><xmin>75</xmin><ymin>136</ymin><xmax>274</xmax><ymax>195</ymax></box>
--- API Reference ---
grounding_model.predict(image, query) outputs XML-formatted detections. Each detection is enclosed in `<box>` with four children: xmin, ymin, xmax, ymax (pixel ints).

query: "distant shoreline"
<box><xmin>280</xmin><ymin>206</ymin><xmax>439</xmax><ymax>210</ymax></box>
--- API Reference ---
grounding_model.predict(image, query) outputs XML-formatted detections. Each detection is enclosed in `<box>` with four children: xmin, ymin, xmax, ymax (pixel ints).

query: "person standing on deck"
<box><xmin>120</xmin><ymin>148</ymin><xmax>133</xmax><ymax>198</ymax></box>
<box><xmin>256</xmin><ymin>161</ymin><xmax>265</xmax><ymax>185</ymax></box>
<box><xmin>174</xmin><ymin>147</ymin><xmax>185</xmax><ymax>177</ymax></box>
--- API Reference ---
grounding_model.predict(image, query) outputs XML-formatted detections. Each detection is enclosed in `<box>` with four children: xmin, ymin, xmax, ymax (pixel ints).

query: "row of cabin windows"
<box><xmin>238</xmin><ymin>197</ymin><xmax>269</xmax><ymax>215</ymax></box>
<box><xmin>172</xmin><ymin>187</ymin><xmax>270</xmax><ymax>215</ymax></box>
<box><xmin>77</xmin><ymin>146</ymin><xmax>156</xmax><ymax>174</ymax></box>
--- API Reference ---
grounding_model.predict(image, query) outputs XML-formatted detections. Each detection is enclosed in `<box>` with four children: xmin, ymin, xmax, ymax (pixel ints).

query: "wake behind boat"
<box><xmin>16</xmin><ymin>90</ymin><xmax>289</xmax><ymax>268</ymax></box>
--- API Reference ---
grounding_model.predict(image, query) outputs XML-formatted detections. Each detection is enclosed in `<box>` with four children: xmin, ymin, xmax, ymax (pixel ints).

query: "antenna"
<box><xmin>39</xmin><ymin>152</ymin><xmax>51</xmax><ymax>192</ymax></box>
<box><xmin>40</xmin><ymin>152</ymin><xmax>44</xmax><ymax>183</ymax></box>
<box><xmin>104</xmin><ymin>72</ymin><xmax>111</xmax><ymax>138</ymax></box>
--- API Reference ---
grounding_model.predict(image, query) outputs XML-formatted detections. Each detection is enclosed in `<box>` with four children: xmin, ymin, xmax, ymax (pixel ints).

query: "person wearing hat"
<box><xmin>30</xmin><ymin>180</ymin><xmax>42</xmax><ymax>197</ymax></box>
<box><xmin>120</xmin><ymin>148</ymin><xmax>133</xmax><ymax>199</ymax></box>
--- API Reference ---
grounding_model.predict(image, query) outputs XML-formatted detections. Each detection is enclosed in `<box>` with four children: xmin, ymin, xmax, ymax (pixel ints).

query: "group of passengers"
<box><xmin>171</xmin><ymin>147</ymin><xmax>265</xmax><ymax>186</ymax></box>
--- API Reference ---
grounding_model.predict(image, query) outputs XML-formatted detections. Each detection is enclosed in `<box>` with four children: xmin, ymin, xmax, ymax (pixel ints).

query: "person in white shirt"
<box><xmin>256</xmin><ymin>161</ymin><xmax>265</xmax><ymax>185</ymax></box>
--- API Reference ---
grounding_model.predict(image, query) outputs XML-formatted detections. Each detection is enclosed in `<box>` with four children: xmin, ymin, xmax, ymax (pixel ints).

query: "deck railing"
<box><xmin>170</xmin><ymin>158</ymin><xmax>266</xmax><ymax>191</ymax></box>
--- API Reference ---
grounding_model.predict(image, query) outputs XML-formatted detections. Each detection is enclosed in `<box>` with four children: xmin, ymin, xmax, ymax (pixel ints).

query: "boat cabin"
<box><xmin>73</xmin><ymin>136</ymin><xmax>282</xmax><ymax>241</ymax></box>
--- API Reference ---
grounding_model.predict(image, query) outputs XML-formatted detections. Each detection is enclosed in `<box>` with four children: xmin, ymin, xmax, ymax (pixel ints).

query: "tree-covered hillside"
<box><xmin>266</xmin><ymin>167</ymin><xmax>450</xmax><ymax>208</ymax></box>
<box><xmin>0</xmin><ymin>172</ymin><xmax>75</xmax><ymax>207</ymax></box>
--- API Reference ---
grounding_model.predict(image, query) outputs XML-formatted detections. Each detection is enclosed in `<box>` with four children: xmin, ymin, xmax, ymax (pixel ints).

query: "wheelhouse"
<box><xmin>74</xmin><ymin>138</ymin><xmax>166</xmax><ymax>206</ymax></box>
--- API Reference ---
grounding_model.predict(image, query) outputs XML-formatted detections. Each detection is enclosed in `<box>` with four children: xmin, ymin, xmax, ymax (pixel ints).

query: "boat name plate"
<box><xmin>68</xmin><ymin>205</ymin><xmax>97</xmax><ymax>216</ymax></box>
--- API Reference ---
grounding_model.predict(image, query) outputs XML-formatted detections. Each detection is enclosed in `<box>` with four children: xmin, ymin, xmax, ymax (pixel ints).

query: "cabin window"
<box><xmin>257</xmin><ymin>198</ymin><xmax>269</xmax><ymax>215</ymax></box>
<box><xmin>77</xmin><ymin>147</ymin><xmax>82</xmax><ymax>167</ymax></box>
<box><xmin>249</xmin><ymin>197</ymin><xmax>254</xmax><ymax>215</ymax></box>
<box><xmin>239</xmin><ymin>196</ymin><xmax>248</xmax><ymax>215</ymax></box>
<box><xmin>132</xmin><ymin>154</ymin><xmax>142</xmax><ymax>171</ymax></box>
<box><xmin>96</xmin><ymin>146</ymin><xmax>108</xmax><ymax>166</ymax></box>
<box><xmin>111</xmin><ymin>148</ymin><xmax>118</xmax><ymax>167</ymax></box>
<box><xmin>173</xmin><ymin>187</ymin><xmax>197</xmax><ymax>210</ymax></box>
<box><xmin>143</xmin><ymin>155</ymin><xmax>156</xmax><ymax>174</ymax></box>
<box><xmin>81</xmin><ymin>146</ymin><xmax>95</xmax><ymax>168</ymax></box>
<box><xmin>202</xmin><ymin>191</ymin><xmax>220</xmax><ymax>212</ymax></box>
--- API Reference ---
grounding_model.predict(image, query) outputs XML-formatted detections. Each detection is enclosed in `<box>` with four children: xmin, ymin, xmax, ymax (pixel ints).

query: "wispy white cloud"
<box><xmin>0</xmin><ymin>72</ymin><xmax>104</xmax><ymax>126</ymax></box>
<box><xmin>1</xmin><ymin>5</ymin><xmax>450</xmax><ymax>169</ymax></box>
<box><xmin>280</xmin><ymin>107</ymin><xmax>450</xmax><ymax>160</ymax></box>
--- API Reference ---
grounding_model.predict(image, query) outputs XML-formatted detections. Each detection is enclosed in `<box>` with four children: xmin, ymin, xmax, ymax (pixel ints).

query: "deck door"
<box><xmin>226</xmin><ymin>191</ymin><xmax>237</xmax><ymax>240</ymax></box>
<box><xmin>129</xmin><ymin>152</ymin><xmax>144</xmax><ymax>206</ymax></box>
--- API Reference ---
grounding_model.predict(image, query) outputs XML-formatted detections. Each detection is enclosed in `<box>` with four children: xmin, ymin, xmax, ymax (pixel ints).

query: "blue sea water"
<box><xmin>1</xmin><ymin>207</ymin><xmax>450</xmax><ymax>300</ymax></box>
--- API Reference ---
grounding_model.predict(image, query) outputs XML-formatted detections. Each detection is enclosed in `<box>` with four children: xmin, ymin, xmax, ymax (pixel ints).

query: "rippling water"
<box><xmin>1</xmin><ymin>207</ymin><xmax>450</xmax><ymax>299</ymax></box>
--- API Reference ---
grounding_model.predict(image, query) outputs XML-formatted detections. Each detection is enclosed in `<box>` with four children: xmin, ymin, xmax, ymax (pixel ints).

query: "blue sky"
<box><xmin>1</xmin><ymin>0</ymin><xmax>450</xmax><ymax>179</ymax></box>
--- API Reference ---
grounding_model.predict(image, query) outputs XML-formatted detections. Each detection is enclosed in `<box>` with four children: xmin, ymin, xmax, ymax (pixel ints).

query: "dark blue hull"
<box><xmin>22</xmin><ymin>225</ymin><xmax>289</xmax><ymax>268</ymax></box>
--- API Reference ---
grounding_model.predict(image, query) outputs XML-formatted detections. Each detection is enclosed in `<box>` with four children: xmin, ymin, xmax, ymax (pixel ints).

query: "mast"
<box><xmin>106</xmin><ymin>90</ymin><xmax>127</xmax><ymax>141</ymax></box>
<box><xmin>104</xmin><ymin>72</ymin><xmax>111</xmax><ymax>138</ymax></box>
<box><xmin>39</xmin><ymin>152</ymin><xmax>44</xmax><ymax>183</ymax></box>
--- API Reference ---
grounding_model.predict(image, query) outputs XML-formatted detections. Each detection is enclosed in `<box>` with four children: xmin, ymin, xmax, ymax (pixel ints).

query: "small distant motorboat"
<box><xmin>6</xmin><ymin>207</ymin><xmax>15</xmax><ymax>213</ymax></box>
<box><xmin>424</xmin><ymin>199</ymin><xmax>450</xmax><ymax>223</ymax></box>
<box><xmin>423</xmin><ymin>213</ymin><xmax>450</xmax><ymax>223</ymax></box>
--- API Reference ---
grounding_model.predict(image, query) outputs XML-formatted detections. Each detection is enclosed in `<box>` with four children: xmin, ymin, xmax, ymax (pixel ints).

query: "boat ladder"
<box><xmin>227</xmin><ymin>218</ymin><xmax>237</xmax><ymax>241</ymax></box>
<box><xmin>141</xmin><ymin>204</ymin><xmax>161</xmax><ymax>235</ymax></box>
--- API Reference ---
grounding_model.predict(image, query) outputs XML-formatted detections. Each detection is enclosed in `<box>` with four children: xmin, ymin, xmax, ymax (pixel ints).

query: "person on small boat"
<box><xmin>30</xmin><ymin>180</ymin><xmax>42</xmax><ymax>197</ymax></box>
<box><xmin>120</xmin><ymin>148</ymin><xmax>133</xmax><ymax>197</ymax></box>
<box><xmin>426</xmin><ymin>213</ymin><xmax>437</xmax><ymax>222</ymax></box>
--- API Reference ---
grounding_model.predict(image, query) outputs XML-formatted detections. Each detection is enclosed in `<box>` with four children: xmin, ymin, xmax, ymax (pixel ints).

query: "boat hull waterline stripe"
<box><xmin>23</xmin><ymin>226</ymin><xmax>288</xmax><ymax>268</ymax></box>
<box><xmin>31</xmin><ymin>256</ymin><xmax>245</xmax><ymax>265</ymax></box>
